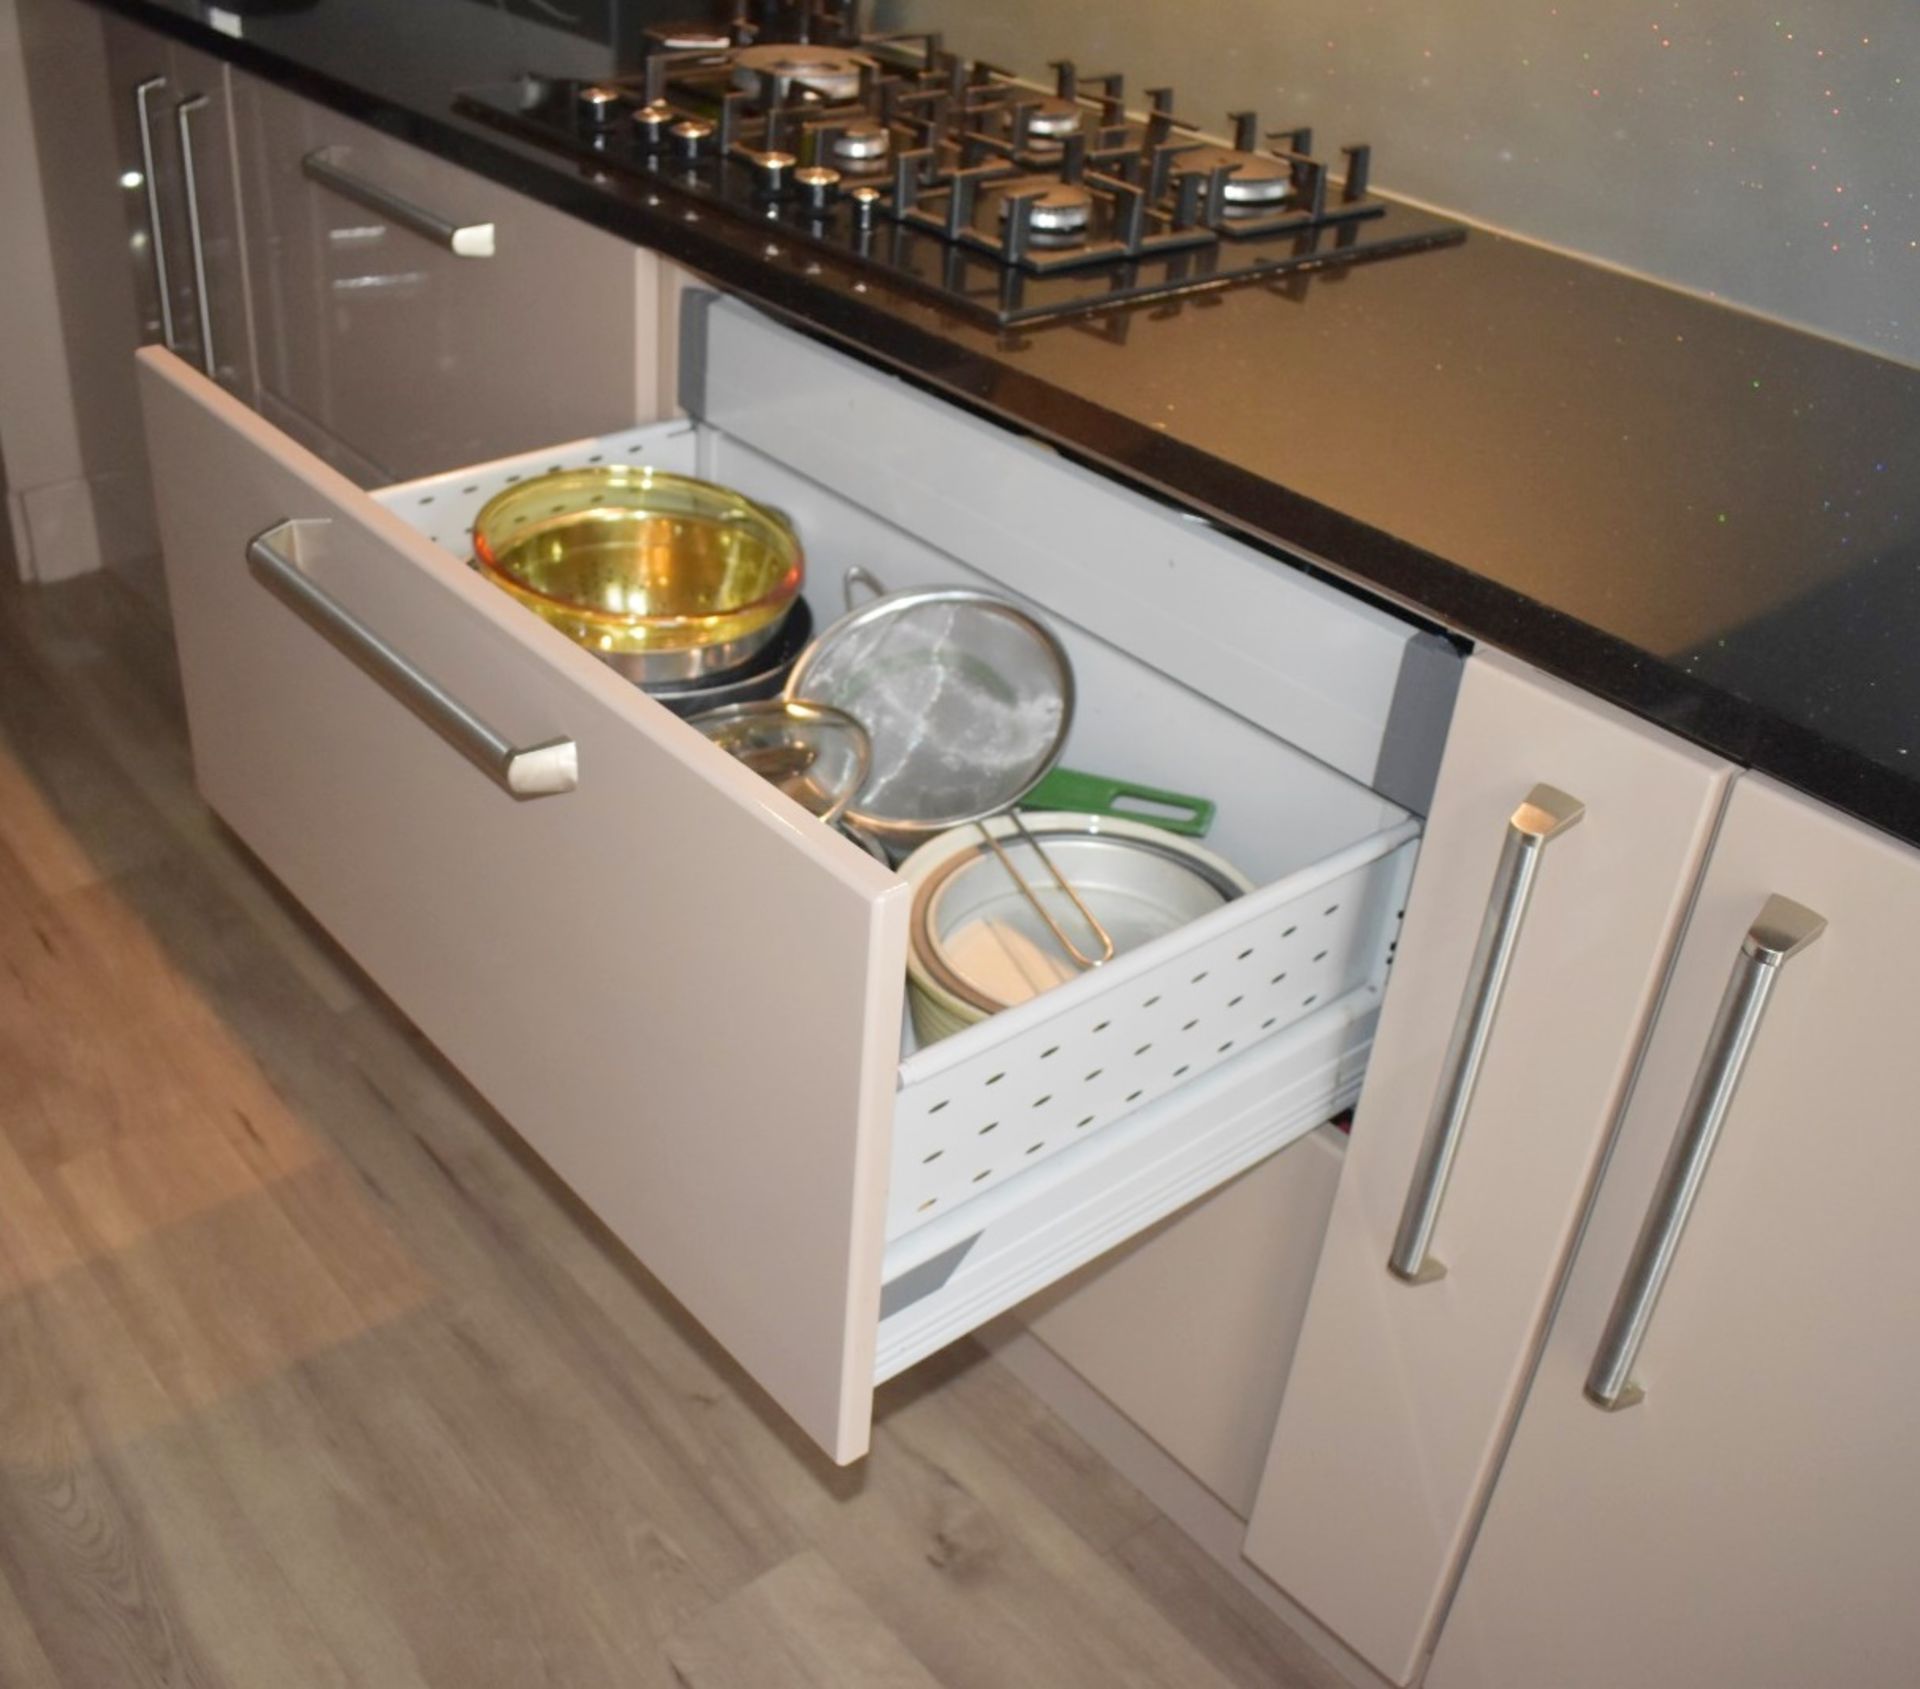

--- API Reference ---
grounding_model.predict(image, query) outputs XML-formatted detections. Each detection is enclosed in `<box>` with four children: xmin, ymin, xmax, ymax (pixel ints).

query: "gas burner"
<box><xmin>643</xmin><ymin>20</ymin><xmax>735</xmax><ymax>53</ymax></box>
<box><xmin>995</xmin><ymin>178</ymin><xmax>1092</xmax><ymax>239</ymax></box>
<box><xmin>731</xmin><ymin>42</ymin><xmax>869</xmax><ymax>103</ymax></box>
<box><xmin>456</xmin><ymin>37</ymin><xmax>1467</xmax><ymax>328</ymax></box>
<box><xmin>829</xmin><ymin>119</ymin><xmax>890</xmax><ymax>170</ymax></box>
<box><xmin>1169</xmin><ymin>144</ymin><xmax>1291</xmax><ymax>211</ymax></box>
<box><xmin>1023</xmin><ymin>98</ymin><xmax>1084</xmax><ymax>143</ymax></box>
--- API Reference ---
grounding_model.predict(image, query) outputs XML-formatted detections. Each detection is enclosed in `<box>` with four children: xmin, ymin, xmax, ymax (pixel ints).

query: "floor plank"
<box><xmin>0</xmin><ymin>1566</ymin><xmax>65</xmax><ymax>1689</ymax></box>
<box><xmin>1113</xmin><ymin>1518</ymin><xmax>1355</xmax><ymax>1689</ymax></box>
<box><xmin>0</xmin><ymin>561</ymin><xmax>1344</xmax><ymax>1688</ymax></box>
<box><xmin>663</xmin><ymin>1551</ymin><xmax>945</xmax><ymax>1689</ymax></box>
<box><xmin>758</xmin><ymin>1353</ymin><xmax>1247</xmax><ymax>1689</ymax></box>
<box><xmin>0</xmin><ymin>557</ymin><xmax>363</xmax><ymax>1015</ymax></box>
<box><xmin>0</xmin><ymin>1287</ymin><xmax>228</xmax><ymax>1689</ymax></box>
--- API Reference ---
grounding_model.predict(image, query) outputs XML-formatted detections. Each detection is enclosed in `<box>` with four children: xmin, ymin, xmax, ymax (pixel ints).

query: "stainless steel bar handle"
<box><xmin>247</xmin><ymin>519</ymin><xmax>576</xmax><ymax>799</ymax></box>
<box><xmin>133</xmin><ymin>75</ymin><xmax>177</xmax><ymax>348</ymax></box>
<box><xmin>174</xmin><ymin>94</ymin><xmax>217</xmax><ymax>379</ymax></box>
<box><xmin>1584</xmin><ymin>893</ymin><xmax>1824</xmax><ymax>1410</ymax></box>
<box><xmin>1387</xmin><ymin>783</ymin><xmax>1585</xmax><ymax>1284</ymax></box>
<box><xmin>301</xmin><ymin>148</ymin><xmax>496</xmax><ymax>257</ymax></box>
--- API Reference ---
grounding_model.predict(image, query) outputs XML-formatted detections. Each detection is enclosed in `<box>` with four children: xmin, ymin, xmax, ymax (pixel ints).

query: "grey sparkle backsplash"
<box><xmin>888</xmin><ymin>0</ymin><xmax>1920</xmax><ymax>367</ymax></box>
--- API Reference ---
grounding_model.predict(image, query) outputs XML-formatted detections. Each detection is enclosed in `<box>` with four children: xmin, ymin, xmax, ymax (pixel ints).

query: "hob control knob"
<box><xmin>578</xmin><ymin>84</ymin><xmax>624</xmax><ymax>128</ymax></box>
<box><xmin>633</xmin><ymin>101</ymin><xmax>675</xmax><ymax>149</ymax></box>
<box><xmin>848</xmin><ymin>183</ymin><xmax>884</xmax><ymax>232</ymax></box>
<box><xmin>753</xmin><ymin>151</ymin><xmax>798</xmax><ymax>195</ymax></box>
<box><xmin>796</xmin><ymin>165</ymin><xmax>842</xmax><ymax>215</ymax></box>
<box><xmin>670</xmin><ymin>118</ymin><xmax>715</xmax><ymax>163</ymax></box>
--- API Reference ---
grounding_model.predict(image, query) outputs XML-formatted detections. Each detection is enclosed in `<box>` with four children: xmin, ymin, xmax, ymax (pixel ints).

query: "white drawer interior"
<box><xmin>373</xmin><ymin>412</ymin><xmax>1420</xmax><ymax>1373</ymax></box>
<box><xmin>374</xmin><ymin>415</ymin><xmax>1412</xmax><ymax>888</ymax></box>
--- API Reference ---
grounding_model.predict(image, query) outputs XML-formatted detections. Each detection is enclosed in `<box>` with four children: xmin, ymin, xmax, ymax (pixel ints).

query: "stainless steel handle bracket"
<box><xmin>175</xmin><ymin>93</ymin><xmax>217</xmax><ymax>379</ymax></box>
<box><xmin>301</xmin><ymin>147</ymin><xmax>496</xmax><ymax>257</ymax></box>
<box><xmin>1387</xmin><ymin>782</ymin><xmax>1585</xmax><ymax>1284</ymax></box>
<box><xmin>133</xmin><ymin>75</ymin><xmax>177</xmax><ymax>349</ymax></box>
<box><xmin>247</xmin><ymin>518</ymin><xmax>576</xmax><ymax>798</ymax></box>
<box><xmin>1584</xmin><ymin>892</ymin><xmax>1825</xmax><ymax>1411</ymax></box>
<box><xmin>843</xmin><ymin>564</ymin><xmax>887</xmax><ymax>614</ymax></box>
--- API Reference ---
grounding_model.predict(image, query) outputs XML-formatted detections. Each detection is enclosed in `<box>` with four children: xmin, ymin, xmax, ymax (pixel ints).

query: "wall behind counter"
<box><xmin>888</xmin><ymin>0</ymin><xmax>1919</xmax><ymax>367</ymax></box>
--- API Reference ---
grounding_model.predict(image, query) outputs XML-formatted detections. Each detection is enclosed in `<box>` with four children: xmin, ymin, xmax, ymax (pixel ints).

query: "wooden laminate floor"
<box><xmin>0</xmin><ymin>552</ymin><xmax>1346</xmax><ymax>1689</ymax></box>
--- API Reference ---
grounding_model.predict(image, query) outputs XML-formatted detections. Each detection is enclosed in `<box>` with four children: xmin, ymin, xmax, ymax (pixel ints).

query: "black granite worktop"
<box><xmin>95</xmin><ymin>0</ymin><xmax>1920</xmax><ymax>847</ymax></box>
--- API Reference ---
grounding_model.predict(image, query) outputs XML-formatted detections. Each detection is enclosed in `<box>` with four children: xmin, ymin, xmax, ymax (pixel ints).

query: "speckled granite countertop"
<box><xmin>94</xmin><ymin>0</ymin><xmax>1920</xmax><ymax>846</ymax></box>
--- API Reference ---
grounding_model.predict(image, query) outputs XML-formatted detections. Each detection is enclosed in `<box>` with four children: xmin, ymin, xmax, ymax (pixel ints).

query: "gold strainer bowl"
<box><xmin>472</xmin><ymin>465</ymin><xmax>804</xmax><ymax>681</ymax></box>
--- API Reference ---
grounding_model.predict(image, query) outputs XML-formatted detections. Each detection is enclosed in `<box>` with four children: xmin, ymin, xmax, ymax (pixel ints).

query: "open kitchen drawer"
<box><xmin>135</xmin><ymin>296</ymin><xmax>1451</xmax><ymax>1461</ymax></box>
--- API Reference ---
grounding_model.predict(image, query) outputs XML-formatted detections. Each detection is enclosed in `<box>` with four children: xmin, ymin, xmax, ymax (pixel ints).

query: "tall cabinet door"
<box><xmin>100</xmin><ymin>14</ymin><xmax>187</xmax><ymax>353</ymax></box>
<box><xmin>166</xmin><ymin>40</ymin><xmax>256</xmax><ymax>401</ymax></box>
<box><xmin>1242</xmin><ymin>651</ymin><xmax>1729</xmax><ymax>1684</ymax></box>
<box><xmin>1428</xmin><ymin>775</ymin><xmax>1920</xmax><ymax>1689</ymax></box>
<box><xmin>99</xmin><ymin>19</ymin><xmax>254</xmax><ymax>400</ymax></box>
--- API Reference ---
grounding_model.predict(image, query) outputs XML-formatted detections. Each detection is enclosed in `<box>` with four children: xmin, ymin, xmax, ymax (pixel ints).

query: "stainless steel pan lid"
<box><xmin>688</xmin><ymin>699</ymin><xmax>871</xmax><ymax>825</ymax></box>
<box><xmin>783</xmin><ymin>586</ymin><xmax>1073</xmax><ymax>842</ymax></box>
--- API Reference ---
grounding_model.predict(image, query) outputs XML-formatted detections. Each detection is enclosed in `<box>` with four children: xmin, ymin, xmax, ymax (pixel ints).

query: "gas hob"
<box><xmin>456</xmin><ymin>9</ymin><xmax>1466</xmax><ymax>327</ymax></box>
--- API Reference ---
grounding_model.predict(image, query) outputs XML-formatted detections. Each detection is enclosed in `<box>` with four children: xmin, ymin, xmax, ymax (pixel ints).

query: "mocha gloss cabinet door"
<box><xmin>1241</xmin><ymin>652</ymin><xmax>1730</xmax><ymax>1685</ymax></box>
<box><xmin>1427</xmin><ymin>775</ymin><xmax>1920</xmax><ymax>1689</ymax></box>
<box><xmin>137</xmin><ymin>345</ymin><xmax>910</xmax><ymax>1464</ymax></box>
<box><xmin>101</xmin><ymin>15</ymin><xmax>191</xmax><ymax>358</ymax></box>
<box><xmin>231</xmin><ymin>71</ymin><xmax>658</xmax><ymax>482</ymax></box>
<box><xmin>101</xmin><ymin>16</ymin><xmax>254</xmax><ymax>399</ymax></box>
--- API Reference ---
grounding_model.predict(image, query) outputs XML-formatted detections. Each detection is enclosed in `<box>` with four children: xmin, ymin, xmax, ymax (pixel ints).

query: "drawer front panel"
<box><xmin>1242</xmin><ymin>650</ymin><xmax>1730</xmax><ymax>1684</ymax></box>
<box><xmin>257</xmin><ymin>389</ymin><xmax>391</xmax><ymax>489</ymax></box>
<box><xmin>231</xmin><ymin>73</ymin><xmax>651</xmax><ymax>479</ymax></box>
<box><xmin>137</xmin><ymin>348</ymin><xmax>908</xmax><ymax>1464</ymax></box>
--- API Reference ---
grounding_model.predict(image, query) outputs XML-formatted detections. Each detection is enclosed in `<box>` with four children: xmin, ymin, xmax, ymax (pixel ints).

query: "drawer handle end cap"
<box><xmin>452</xmin><ymin>223</ymin><xmax>497</xmax><ymax>259</ymax></box>
<box><xmin>507</xmin><ymin>737</ymin><xmax>579</xmax><ymax>798</ymax></box>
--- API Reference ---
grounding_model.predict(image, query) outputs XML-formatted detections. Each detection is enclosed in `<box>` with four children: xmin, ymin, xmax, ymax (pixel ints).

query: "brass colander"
<box><xmin>472</xmin><ymin>465</ymin><xmax>803</xmax><ymax>681</ymax></box>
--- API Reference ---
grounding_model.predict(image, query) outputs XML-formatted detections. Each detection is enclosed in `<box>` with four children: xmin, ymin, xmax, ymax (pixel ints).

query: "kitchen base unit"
<box><xmin>1427</xmin><ymin>774</ymin><xmax>1920</xmax><ymax>1689</ymax></box>
<box><xmin>1241</xmin><ymin>649</ymin><xmax>1731</xmax><ymax>1685</ymax></box>
<box><xmin>989</xmin><ymin>1123</ymin><xmax>1348</xmax><ymax>1523</ymax></box>
<box><xmin>3</xmin><ymin>0</ymin><xmax>172</xmax><ymax>581</ymax></box>
<box><xmin>135</xmin><ymin>293</ymin><xmax>1455</xmax><ymax>1463</ymax></box>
